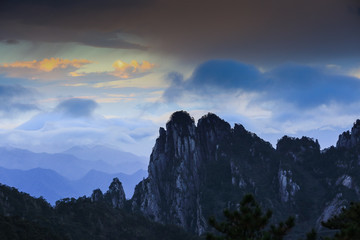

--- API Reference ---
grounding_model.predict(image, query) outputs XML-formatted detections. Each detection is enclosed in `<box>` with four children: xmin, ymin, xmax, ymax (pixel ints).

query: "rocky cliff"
<box><xmin>131</xmin><ymin>111</ymin><xmax>280</xmax><ymax>234</ymax></box>
<box><xmin>91</xmin><ymin>177</ymin><xmax>126</xmax><ymax>209</ymax></box>
<box><xmin>131</xmin><ymin>111</ymin><xmax>360</xmax><ymax>236</ymax></box>
<box><xmin>131</xmin><ymin>111</ymin><xmax>206</xmax><ymax>233</ymax></box>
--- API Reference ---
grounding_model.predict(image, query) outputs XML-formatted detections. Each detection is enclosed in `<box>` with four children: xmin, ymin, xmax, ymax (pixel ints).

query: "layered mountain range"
<box><xmin>0</xmin><ymin>145</ymin><xmax>147</xmax><ymax>204</ymax></box>
<box><xmin>1</xmin><ymin>110</ymin><xmax>360</xmax><ymax>238</ymax></box>
<box><xmin>130</xmin><ymin>111</ymin><xmax>360</xmax><ymax>235</ymax></box>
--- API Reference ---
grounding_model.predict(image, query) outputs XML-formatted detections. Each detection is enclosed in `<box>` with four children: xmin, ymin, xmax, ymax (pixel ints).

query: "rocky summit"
<box><xmin>91</xmin><ymin>177</ymin><xmax>126</xmax><ymax>209</ymax></box>
<box><xmin>131</xmin><ymin>111</ymin><xmax>360</xmax><ymax>236</ymax></box>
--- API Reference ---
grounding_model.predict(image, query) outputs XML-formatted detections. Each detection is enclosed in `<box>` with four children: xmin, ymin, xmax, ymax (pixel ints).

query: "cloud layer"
<box><xmin>0</xmin><ymin>84</ymin><xmax>38</xmax><ymax>117</ymax></box>
<box><xmin>164</xmin><ymin>60</ymin><xmax>360</xmax><ymax>109</ymax></box>
<box><xmin>2</xmin><ymin>97</ymin><xmax>158</xmax><ymax>155</ymax></box>
<box><xmin>110</xmin><ymin>60</ymin><xmax>155</xmax><ymax>79</ymax></box>
<box><xmin>1</xmin><ymin>0</ymin><xmax>359</xmax><ymax>64</ymax></box>
<box><xmin>0</xmin><ymin>58</ymin><xmax>155</xmax><ymax>83</ymax></box>
<box><xmin>0</xmin><ymin>58</ymin><xmax>93</xmax><ymax>80</ymax></box>
<box><xmin>55</xmin><ymin>98</ymin><xmax>98</xmax><ymax>118</ymax></box>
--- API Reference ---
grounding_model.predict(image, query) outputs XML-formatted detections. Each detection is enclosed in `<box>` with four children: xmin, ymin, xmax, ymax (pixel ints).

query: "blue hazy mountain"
<box><xmin>0</xmin><ymin>166</ymin><xmax>147</xmax><ymax>204</ymax></box>
<box><xmin>74</xmin><ymin>169</ymin><xmax>147</xmax><ymax>199</ymax></box>
<box><xmin>0</xmin><ymin>167</ymin><xmax>76</xmax><ymax>204</ymax></box>
<box><xmin>0</xmin><ymin>146</ymin><xmax>147</xmax><ymax>180</ymax></box>
<box><xmin>62</xmin><ymin>145</ymin><xmax>147</xmax><ymax>174</ymax></box>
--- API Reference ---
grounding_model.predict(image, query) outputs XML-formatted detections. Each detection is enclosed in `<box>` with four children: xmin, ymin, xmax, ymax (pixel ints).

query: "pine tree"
<box><xmin>206</xmin><ymin>194</ymin><xmax>294</xmax><ymax>240</ymax></box>
<box><xmin>322</xmin><ymin>202</ymin><xmax>360</xmax><ymax>240</ymax></box>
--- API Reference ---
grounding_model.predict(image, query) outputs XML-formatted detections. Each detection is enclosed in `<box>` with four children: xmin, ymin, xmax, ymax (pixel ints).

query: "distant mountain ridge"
<box><xmin>0</xmin><ymin>145</ymin><xmax>147</xmax><ymax>180</ymax></box>
<box><xmin>0</xmin><ymin>167</ymin><xmax>147</xmax><ymax>204</ymax></box>
<box><xmin>63</xmin><ymin>145</ymin><xmax>147</xmax><ymax>174</ymax></box>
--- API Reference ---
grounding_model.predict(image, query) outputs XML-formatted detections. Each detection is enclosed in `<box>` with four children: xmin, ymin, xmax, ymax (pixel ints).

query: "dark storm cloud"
<box><xmin>163</xmin><ymin>60</ymin><xmax>360</xmax><ymax>109</ymax></box>
<box><xmin>55</xmin><ymin>98</ymin><xmax>98</xmax><ymax>118</ymax></box>
<box><xmin>0</xmin><ymin>0</ymin><xmax>151</xmax><ymax>49</ymax></box>
<box><xmin>3</xmin><ymin>39</ymin><xmax>19</xmax><ymax>44</ymax></box>
<box><xmin>1</xmin><ymin>0</ymin><xmax>359</xmax><ymax>63</ymax></box>
<box><xmin>0</xmin><ymin>25</ymin><xmax>146</xmax><ymax>50</ymax></box>
<box><xmin>0</xmin><ymin>84</ymin><xmax>38</xmax><ymax>116</ymax></box>
<box><xmin>0</xmin><ymin>0</ymin><xmax>151</xmax><ymax>26</ymax></box>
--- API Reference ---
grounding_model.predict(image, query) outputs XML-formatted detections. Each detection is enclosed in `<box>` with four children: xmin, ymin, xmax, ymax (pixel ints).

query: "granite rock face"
<box><xmin>105</xmin><ymin>178</ymin><xmax>126</xmax><ymax>209</ymax></box>
<box><xmin>337</xmin><ymin>119</ymin><xmax>360</xmax><ymax>149</ymax></box>
<box><xmin>131</xmin><ymin>111</ymin><xmax>360</xmax><ymax>235</ymax></box>
<box><xmin>131</xmin><ymin>111</ymin><xmax>279</xmax><ymax>234</ymax></box>
<box><xmin>132</xmin><ymin>111</ymin><xmax>206</xmax><ymax>234</ymax></box>
<box><xmin>91</xmin><ymin>178</ymin><xmax>126</xmax><ymax>209</ymax></box>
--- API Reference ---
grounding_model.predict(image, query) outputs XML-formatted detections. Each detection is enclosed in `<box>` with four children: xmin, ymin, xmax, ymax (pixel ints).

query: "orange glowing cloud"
<box><xmin>1</xmin><ymin>58</ymin><xmax>92</xmax><ymax>72</ymax></box>
<box><xmin>0</xmin><ymin>57</ymin><xmax>93</xmax><ymax>80</ymax></box>
<box><xmin>110</xmin><ymin>60</ymin><xmax>155</xmax><ymax>79</ymax></box>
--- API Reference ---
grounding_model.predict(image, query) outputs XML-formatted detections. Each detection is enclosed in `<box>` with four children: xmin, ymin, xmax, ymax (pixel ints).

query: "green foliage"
<box><xmin>206</xmin><ymin>194</ymin><xmax>294</xmax><ymax>240</ymax></box>
<box><xmin>304</xmin><ymin>229</ymin><xmax>317</xmax><ymax>240</ymax></box>
<box><xmin>322</xmin><ymin>202</ymin><xmax>360</xmax><ymax>240</ymax></box>
<box><xmin>0</xmin><ymin>184</ymin><xmax>199</xmax><ymax>240</ymax></box>
<box><xmin>0</xmin><ymin>215</ymin><xmax>67</xmax><ymax>240</ymax></box>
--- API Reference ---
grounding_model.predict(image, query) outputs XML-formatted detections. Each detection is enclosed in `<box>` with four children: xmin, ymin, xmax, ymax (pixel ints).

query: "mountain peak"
<box><xmin>197</xmin><ymin>112</ymin><xmax>230</xmax><ymax>130</ymax></box>
<box><xmin>108</xmin><ymin>177</ymin><xmax>123</xmax><ymax>193</ymax></box>
<box><xmin>336</xmin><ymin>119</ymin><xmax>360</xmax><ymax>149</ymax></box>
<box><xmin>277</xmin><ymin>136</ymin><xmax>320</xmax><ymax>153</ymax></box>
<box><xmin>168</xmin><ymin>111</ymin><xmax>194</xmax><ymax>126</ymax></box>
<box><xmin>91</xmin><ymin>189</ymin><xmax>103</xmax><ymax>202</ymax></box>
<box><xmin>105</xmin><ymin>178</ymin><xmax>126</xmax><ymax>208</ymax></box>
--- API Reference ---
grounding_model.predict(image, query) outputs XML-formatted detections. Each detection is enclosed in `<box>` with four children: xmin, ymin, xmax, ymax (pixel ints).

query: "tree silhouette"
<box><xmin>206</xmin><ymin>194</ymin><xmax>294</xmax><ymax>240</ymax></box>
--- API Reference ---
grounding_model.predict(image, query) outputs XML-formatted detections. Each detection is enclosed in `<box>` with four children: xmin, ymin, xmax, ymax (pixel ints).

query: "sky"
<box><xmin>0</xmin><ymin>0</ymin><xmax>360</xmax><ymax>156</ymax></box>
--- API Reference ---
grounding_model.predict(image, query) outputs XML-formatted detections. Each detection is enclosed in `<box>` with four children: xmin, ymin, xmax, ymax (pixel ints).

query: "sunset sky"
<box><xmin>1</xmin><ymin>0</ymin><xmax>360</xmax><ymax>156</ymax></box>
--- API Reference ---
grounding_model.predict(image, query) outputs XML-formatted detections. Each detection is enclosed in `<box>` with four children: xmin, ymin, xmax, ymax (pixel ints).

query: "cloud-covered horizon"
<box><xmin>0</xmin><ymin>97</ymin><xmax>158</xmax><ymax>155</ymax></box>
<box><xmin>1</xmin><ymin>0</ymin><xmax>360</xmax><ymax>155</ymax></box>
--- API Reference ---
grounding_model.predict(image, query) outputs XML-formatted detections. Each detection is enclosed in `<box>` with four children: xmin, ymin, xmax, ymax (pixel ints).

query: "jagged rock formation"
<box><xmin>105</xmin><ymin>178</ymin><xmax>126</xmax><ymax>208</ymax></box>
<box><xmin>131</xmin><ymin>111</ymin><xmax>279</xmax><ymax>234</ymax></box>
<box><xmin>337</xmin><ymin>119</ymin><xmax>360</xmax><ymax>149</ymax></box>
<box><xmin>91</xmin><ymin>188</ymin><xmax>104</xmax><ymax>202</ymax></box>
<box><xmin>131</xmin><ymin>111</ymin><xmax>360</xmax><ymax>236</ymax></box>
<box><xmin>131</xmin><ymin>112</ymin><xmax>206</xmax><ymax>234</ymax></box>
<box><xmin>91</xmin><ymin>178</ymin><xmax>126</xmax><ymax>208</ymax></box>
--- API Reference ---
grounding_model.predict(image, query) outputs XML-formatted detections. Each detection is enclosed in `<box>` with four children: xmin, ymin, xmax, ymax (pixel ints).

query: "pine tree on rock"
<box><xmin>206</xmin><ymin>194</ymin><xmax>295</xmax><ymax>240</ymax></box>
<box><xmin>322</xmin><ymin>202</ymin><xmax>360</xmax><ymax>240</ymax></box>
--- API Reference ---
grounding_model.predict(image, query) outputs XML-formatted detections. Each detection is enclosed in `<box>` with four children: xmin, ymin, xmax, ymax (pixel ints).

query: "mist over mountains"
<box><xmin>131</xmin><ymin>111</ymin><xmax>360</xmax><ymax>236</ymax></box>
<box><xmin>0</xmin><ymin>145</ymin><xmax>147</xmax><ymax>178</ymax></box>
<box><xmin>1</xmin><ymin>111</ymin><xmax>360</xmax><ymax>239</ymax></box>
<box><xmin>0</xmin><ymin>145</ymin><xmax>147</xmax><ymax>204</ymax></box>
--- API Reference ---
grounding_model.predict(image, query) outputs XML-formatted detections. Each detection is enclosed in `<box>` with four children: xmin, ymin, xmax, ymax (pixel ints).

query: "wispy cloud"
<box><xmin>3</xmin><ymin>102</ymin><xmax>158</xmax><ymax>155</ymax></box>
<box><xmin>0</xmin><ymin>84</ymin><xmax>38</xmax><ymax>118</ymax></box>
<box><xmin>61</xmin><ymin>83</ymin><xmax>89</xmax><ymax>87</ymax></box>
<box><xmin>0</xmin><ymin>58</ymin><xmax>93</xmax><ymax>80</ymax></box>
<box><xmin>110</xmin><ymin>60</ymin><xmax>155</xmax><ymax>79</ymax></box>
<box><xmin>350</xmin><ymin>67</ymin><xmax>360</xmax><ymax>79</ymax></box>
<box><xmin>1</xmin><ymin>58</ymin><xmax>92</xmax><ymax>72</ymax></box>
